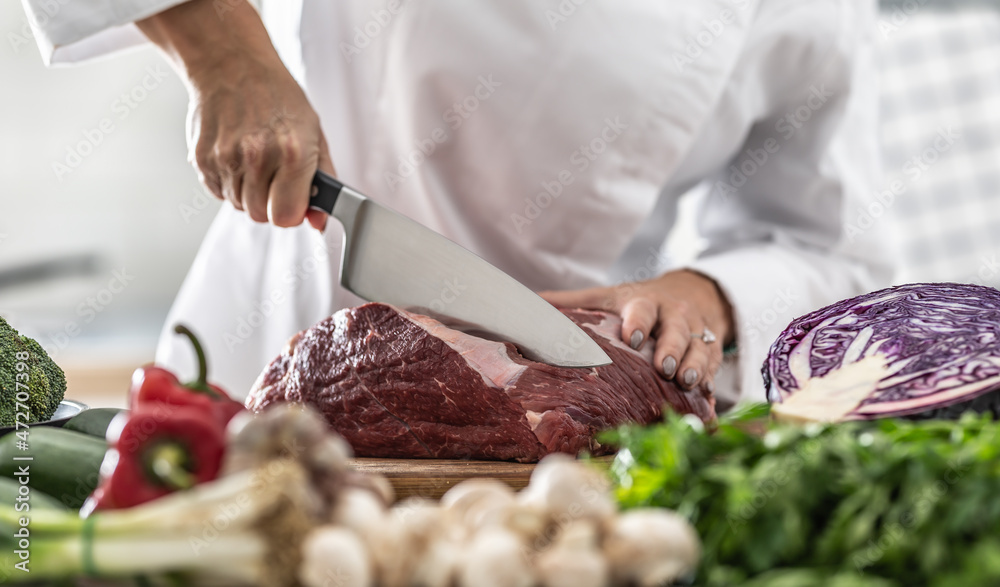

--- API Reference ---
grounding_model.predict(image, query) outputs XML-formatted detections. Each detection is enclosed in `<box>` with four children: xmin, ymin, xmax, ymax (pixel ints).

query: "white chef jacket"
<box><xmin>24</xmin><ymin>0</ymin><xmax>893</xmax><ymax>408</ymax></box>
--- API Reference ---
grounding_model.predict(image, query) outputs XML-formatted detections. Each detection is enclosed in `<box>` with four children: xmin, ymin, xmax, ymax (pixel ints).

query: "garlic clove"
<box><xmin>457</xmin><ymin>527</ymin><xmax>536</xmax><ymax>587</ymax></box>
<box><xmin>518</xmin><ymin>455</ymin><xmax>615</xmax><ymax>522</ymax></box>
<box><xmin>536</xmin><ymin>543</ymin><xmax>609</xmax><ymax>587</ymax></box>
<box><xmin>410</xmin><ymin>535</ymin><xmax>465</xmax><ymax>587</ymax></box>
<box><xmin>442</xmin><ymin>479</ymin><xmax>515</xmax><ymax>512</ymax></box>
<box><xmin>602</xmin><ymin>509</ymin><xmax>700</xmax><ymax>586</ymax></box>
<box><xmin>342</xmin><ymin>470</ymin><xmax>395</xmax><ymax>506</ymax></box>
<box><xmin>299</xmin><ymin>526</ymin><xmax>373</xmax><ymax>587</ymax></box>
<box><xmin>332</xmin><ymin>488</ymin><xmax>387</xmax><ymax>538</ymax></box>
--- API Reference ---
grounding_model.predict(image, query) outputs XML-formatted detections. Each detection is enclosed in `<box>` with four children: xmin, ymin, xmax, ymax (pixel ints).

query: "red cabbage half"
<box><xmin>763</xmin><ymin>282</ymin><xmax>1000</xmax><ymax>422</ymax></box>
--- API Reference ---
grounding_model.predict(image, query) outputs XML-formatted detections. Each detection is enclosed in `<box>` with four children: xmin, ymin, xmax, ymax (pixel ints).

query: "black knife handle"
<box><xmin>310</xmin><ymin>170</ymin><xmax>345</xmax><ymax>215</ymax></box>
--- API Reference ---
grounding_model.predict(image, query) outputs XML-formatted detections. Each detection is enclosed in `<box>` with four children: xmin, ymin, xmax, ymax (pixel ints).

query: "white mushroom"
<box><xmin>441</xmin><ymin>478</ymin><xmax>517</xmax><ymax>529</ymax></box>
<box><xmin>457</xmin><ymin>527</ymin><xmax>536</xmax><ymax>587</ymax></box>
<box><xmin>331</xmin><ymin>487</ymin><xmax>388</xmax><ymax>539</ymax></box>
<box><xmin>535</xmin><ymin>521</ymin><xmax>609</xmax><ymax>587</ymax></box>
<box><xmin>377</xmin><ymin>498</ymin><xmax>455</xmax><ymax>587</ymax></box>
<box><xmin>299</xmin><ymin>526</ymin><xmax>373</xmax><ymax>587</ymax></box>
<box><xmin>342</xmin><ymin>470</ymin><xmax>395</xmax><ymax>506</ymax></box>
<box><xmin>501</xmin><ymin>501</ymin><xmax>550</xmax><ymax>545</ymax></box>
<box><xmin>442</xmin><ymin>478</ymin><xmax>515</xmax><ymax>513</ymax></box>
<box><xmin>409</xmin><ymin>533</ymin><xmax>465</xmax><ymax>587</ymax></box>
<box><xmin>517</xmin><ymin>454</ymin><xmax>616</xmax><ymax>523</ymax></box>
<box><xmin>602</xmin><ymin>509</ymin><xmax>701</xmax><ymax>586</ymax></box>
<box><xmin>360</xmin><ymin>513</ymin><xmax>407</xmax><ymax>587</ymax></box>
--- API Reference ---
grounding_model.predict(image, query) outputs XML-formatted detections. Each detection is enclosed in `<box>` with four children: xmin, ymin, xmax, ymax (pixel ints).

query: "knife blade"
<box><xmin>310</xmin><ymin>171</ymin><xmax>612</xmax><ymax>368</ymax></box>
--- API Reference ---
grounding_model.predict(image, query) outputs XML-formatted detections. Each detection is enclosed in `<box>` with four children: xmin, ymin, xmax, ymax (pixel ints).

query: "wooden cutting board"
<box><xmin>349</xmin><ymin>458</ymin><xmax>537</xmax><ymax>501</ymax></box>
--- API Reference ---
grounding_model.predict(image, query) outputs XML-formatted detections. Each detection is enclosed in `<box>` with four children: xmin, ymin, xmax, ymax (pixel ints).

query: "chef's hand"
<box><xmin>137</xmin><ymin>0</ymin><xmax>331</xmax><ymax>230</ymax></box>
<box><xmin>540</xmin><ymin>269</ymin><xmax>734</xmax><ymax>392</ymax></box>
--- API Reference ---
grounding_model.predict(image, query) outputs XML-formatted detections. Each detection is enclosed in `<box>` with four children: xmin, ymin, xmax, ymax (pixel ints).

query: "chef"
<box><xmin>23</xmin><ymin>0</ymin><xmax>892</xmax><ymax>408</ymax></box>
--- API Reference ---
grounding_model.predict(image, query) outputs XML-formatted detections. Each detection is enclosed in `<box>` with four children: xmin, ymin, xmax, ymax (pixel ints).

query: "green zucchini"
<box><xmin>0</xmin><ymin>427</ymin><xmax>108</xmax><ymax>509</ymax></box>
<box><xmin>63</xmin><ymin>407</ymin><xmax>127</xmax><ymax>439</ymax></box>
<box><xmin>0</xmin><ymin>477</ymin><xmax>68</xmax><ymax>510</ymax></box>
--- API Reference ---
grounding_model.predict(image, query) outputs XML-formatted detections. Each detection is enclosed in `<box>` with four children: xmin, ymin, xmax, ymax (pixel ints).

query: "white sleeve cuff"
<box><xmin>21</xmin><ymin>0</ymin><xmax>187</xmax><ymax>64</ymax></box>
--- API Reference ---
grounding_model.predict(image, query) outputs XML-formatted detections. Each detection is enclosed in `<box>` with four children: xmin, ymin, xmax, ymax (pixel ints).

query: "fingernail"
<box><xmin>629</xmin><ymin>330</ymin><xmax>644</xmax><ymax>350</ymax></box>
<box><xmin>706</xmin><ymin>380</ymin><xmax>716</xmax><ymax>394</ymax></box>
<box><xmin>684</xmin><ymin>369</ymin><xmax>698</xmax><ymax>387</ymax></box>
<box><xmin>662</xmin><ymin>356</ymin><xmax>677</xmax><ymax>378</ymax></box>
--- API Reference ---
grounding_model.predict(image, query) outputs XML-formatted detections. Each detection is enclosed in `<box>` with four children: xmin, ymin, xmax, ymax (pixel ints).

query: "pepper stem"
<box><xmin>173</xmin><ymin>324</ymin><xmax>219</xmax><ymax>397</ymax></box>
<box><xmin>146</xmin><ymin>443</ymin><xmax>197</xmax><ymax>491</ymax></box>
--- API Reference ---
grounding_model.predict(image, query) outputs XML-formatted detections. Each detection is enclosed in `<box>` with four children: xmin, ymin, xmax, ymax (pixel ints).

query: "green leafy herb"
<box><xmin>605</xmin><ymin>405</ymin><xmax>1000</xmax><ymax>586</ymax></box>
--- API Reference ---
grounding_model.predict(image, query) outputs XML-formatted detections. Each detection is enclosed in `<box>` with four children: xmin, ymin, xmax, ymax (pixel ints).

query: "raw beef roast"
<box><xmin>247</xmin><ymin>303</ymin><xmax>716</xmax><ymax>462</ymax></box>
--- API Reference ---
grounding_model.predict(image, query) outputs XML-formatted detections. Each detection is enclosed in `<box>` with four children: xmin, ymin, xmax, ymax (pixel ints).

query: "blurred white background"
<box><xmin>1</xmin><ymin>1</ymin><xmax>998</xmax><ymax>407</ymax></box>
<box><xmin>0</xmin><ymin>0</ymin><xmax>219</xmax><ymax>403</ymax></box>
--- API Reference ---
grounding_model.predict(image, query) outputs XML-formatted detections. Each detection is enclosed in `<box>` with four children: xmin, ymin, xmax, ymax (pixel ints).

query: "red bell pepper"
<box><xmin>82</xmin><ymin>325</ymin><xmax>245</xmax><ymax>515</ymax></box>
<box><xmin>82</xmin><ymin>404</ymin><xmax>226</xmax><ymax>513</ymax></box>
<box><xmin>129</xmin><ymin>325</ymin><xmax>245</xmax><ymax>426</ymax></box>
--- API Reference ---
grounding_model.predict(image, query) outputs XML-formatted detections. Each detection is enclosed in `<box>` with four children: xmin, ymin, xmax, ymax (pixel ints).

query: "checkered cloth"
<box><xmin>877</xmin><ymin>4</ymin><xmax>1000</xmax><ymax>286</ymax></box>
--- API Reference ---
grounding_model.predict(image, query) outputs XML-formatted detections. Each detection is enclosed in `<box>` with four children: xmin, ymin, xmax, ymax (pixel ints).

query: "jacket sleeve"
<box><xmin>686</xmin><ymin>0</ymin><xmax>895</xmax><ymax>404</ymax></box>
<box><xmin>20</xmin><ymin>0</ymin><xmax>186</xmax><ymax>64</ymax></box>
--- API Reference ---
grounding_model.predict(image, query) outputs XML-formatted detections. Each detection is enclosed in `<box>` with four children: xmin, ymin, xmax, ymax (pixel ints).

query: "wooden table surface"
<box><xmin>350</xmin><ymin>457</ymin><xmax>538</xmax><ymax>500</ymax></box>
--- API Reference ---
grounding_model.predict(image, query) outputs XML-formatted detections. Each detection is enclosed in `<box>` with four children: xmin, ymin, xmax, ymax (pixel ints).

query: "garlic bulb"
<box><xmin>602</xmin><ymin>509</ymin><xmax>700</xmax><ymax>586</ymax></box>
<box><xmin>299</xmin><ymin>527</ymin><xmax>372</xmax><ymax>587</ymax></box>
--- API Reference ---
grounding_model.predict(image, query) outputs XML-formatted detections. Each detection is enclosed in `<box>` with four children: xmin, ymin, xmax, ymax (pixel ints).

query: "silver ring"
<box><xmin>692</xmin><ymin>328</ymin><xmax>717</xmax><ymax>344</ymax></box>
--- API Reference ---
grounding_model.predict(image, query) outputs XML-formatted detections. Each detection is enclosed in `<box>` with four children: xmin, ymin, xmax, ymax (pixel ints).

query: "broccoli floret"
<box><xmin>0</xmin><ymin>317</ymin><xmax>66</xmax><ymax>427</ymax></box>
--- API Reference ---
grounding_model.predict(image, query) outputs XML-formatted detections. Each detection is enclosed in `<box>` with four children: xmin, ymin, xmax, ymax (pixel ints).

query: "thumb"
<box><xmin>538</xmin><ymin>287</ymin><xmax>618</xmax><ymax>313</ymax></box>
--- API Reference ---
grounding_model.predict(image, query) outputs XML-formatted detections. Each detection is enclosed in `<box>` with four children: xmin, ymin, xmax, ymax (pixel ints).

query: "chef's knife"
<box><xmin>310</xmin><ymin>170</ymin><xmax>612</xmax><ymax>368</ymax></box>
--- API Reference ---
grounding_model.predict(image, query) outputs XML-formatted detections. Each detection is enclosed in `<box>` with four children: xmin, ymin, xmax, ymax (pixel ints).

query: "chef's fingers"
<box><xmin>215</xmin><ymin>140</ymin><xmax>252</xmax><ymax>217</ymax></box>
<box><xmin>619</xmin><ymin>297</ymin><xmax>657</xmax><ymax>350</ymax></box>
<box><xmin>190</xmin><ymin>137</ymin><xmax>222</xmax><ymax>200</ymax></box>
<box><xmin>677</xmin><ymin>322</ymin><xmax>719</xmax><ymax>390</ymax></box>
<box><xmin>306</xmin><ymin>209</ymin><xmax>327</xmax><ymax>231</ymax></box>
<box><xmin>306</xmin><ymin>134</ymin><xmax>334</xmax><ymax>232</ymax></box>
<box><xmin>702</xmin><ymin>349</ymin><xmax>724</xmax><ymax>396</ymax></box>
<box><xmin>240</xmin><ymin>132</ymin><xmax>280</xmax><ymax>224</ymax></box>
<box><xmin>267</xmin><ymin>129</ymin><xmax>316</xmax><ymax>228</ymax></box>
<box><xmin>223</xmin><ymin>169</ymin><xmax>247</xmax><ymax>216</ymax></box>
<box><xmin>537</xmin><ymin>287</ymin><xmax>618</xmax><ymax>313</ymax></box>
<box><xmin>190</xmin><ymin>151</ymin><xmax>224</xmax><ymax>203</ymax></box>
<box><xmin>196</xmin><ymin>167</ymin><xmax>223</xmax><ymax>202</ymax></box>
<box><xmin>652</xmin><ymin>305</ymin><xmax>691</xmax><ymax>380</ymax></box>
<box><xmin>187</xmin><ymin>103</ymin><xmax>224</xmax><ymax>201</ymax></box>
